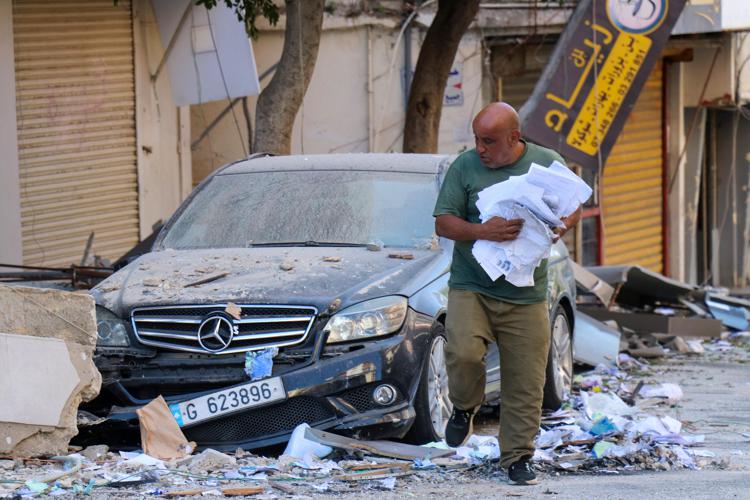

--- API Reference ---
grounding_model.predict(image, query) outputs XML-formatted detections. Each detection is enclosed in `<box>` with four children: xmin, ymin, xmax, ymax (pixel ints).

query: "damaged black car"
<box><xmin>81</xmin><ymin>153</ymin><xmax>580</xmax><ymax>451</ymax></box>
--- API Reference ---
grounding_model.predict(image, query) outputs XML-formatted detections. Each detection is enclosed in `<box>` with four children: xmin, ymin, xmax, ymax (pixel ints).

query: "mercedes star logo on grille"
<box><xmin>197</xmin><ymin>315</ymin><xmax>237</xmax><ymax>353</ymax></box>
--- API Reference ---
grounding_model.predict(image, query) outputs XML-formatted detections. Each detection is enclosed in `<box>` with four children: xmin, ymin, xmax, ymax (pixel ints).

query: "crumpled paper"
<box><xmin>472</xmin><ymin>160</ymin><xmax>592</xmax><ymax>286</ymax></box>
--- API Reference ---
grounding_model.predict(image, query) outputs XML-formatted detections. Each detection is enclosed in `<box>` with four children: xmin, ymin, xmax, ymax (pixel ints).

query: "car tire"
<box><xmin>542</xmin><ymin>305</ymin><xmax>573</xmax><ymax>410</ymax></box>
<box><xmin>405</xmin><ymin>323</ymin><xmax>453</xmax><ymax>444</ymax></box>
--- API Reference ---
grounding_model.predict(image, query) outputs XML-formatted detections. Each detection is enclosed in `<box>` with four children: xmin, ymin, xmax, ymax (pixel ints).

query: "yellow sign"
<box><xmin>565</xmin><ymin>33</ymin><xmax>652</xmax><ymax>155</ymax></box>
<box><xmin>521</xmin><ymin>0</ymin><xmax>686</xmax><ymax>170</ymax></box>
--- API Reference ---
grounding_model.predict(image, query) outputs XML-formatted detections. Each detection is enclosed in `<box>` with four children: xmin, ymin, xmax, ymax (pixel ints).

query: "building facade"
<box><xmin>2</xmin><ymin>0</ymin><xmax>748</xmax><ymax>290</ymax></box>
<box><xmin>0</xmin><ymin>0</ymin><xmax>191</xmax><ymax>267</ymax></box>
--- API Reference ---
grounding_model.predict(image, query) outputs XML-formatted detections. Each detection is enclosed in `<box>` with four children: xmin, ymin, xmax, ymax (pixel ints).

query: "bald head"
<box><xmin>472</xmin><ymin>102</ymin><xmax>524</xmax><ymax>168</ymax></box>
<box><xmin>474</xmin><ymin>102</ymin><xmax>520</xmax><ymax>133</ymax></box>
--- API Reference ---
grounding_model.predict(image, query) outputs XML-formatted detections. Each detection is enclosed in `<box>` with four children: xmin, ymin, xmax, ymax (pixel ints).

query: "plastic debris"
<box><xmin>639</xmin><ymin>383</ymin><xmax>684</xmax><ymax>403</ymax></box>
<box><xmin>691</xmin><ymin>449</ymin><xmax>716</xmax><ymax>458</ymax></box>
<box><xmin>592</xmin><ymin>441</ymin><xmax>615</xmax><ymax>458</ymax></box>
<box><xmin>283</xmin><ymin>423</ymin><xmax>333</xmax><ymax>459</ymax></box>
<box><xmin>120</xmin><ymin>452</ymin><xmax>167</xmax><ymax>469</ymax></box>
<box><xmin>581</xmin><ymin>391</ymin><xmax>636</xmax><ymax>419</ymax></box>
<box><xmin>455</xmin><ymin>435</ymin><xmax>501</xmax><ymax>463</ymax></box>
<box><xmin>377</xmin><ymin>476</ymin><xmax>397</xmax><ymax>490</ymax></box>
<box><xmin>412</xmin><ymin>458</ymin><xmax>436</xmax><ymax>470</ymax></box>
<box><xmin>590</xmin><ymin>416</ymin><xmax>619</xmax><ymax>436</ymax></box>
<box><xmin>244</xmin><ymin>347</ymin><xmax>278</xmax><ymax>381</ymax></box>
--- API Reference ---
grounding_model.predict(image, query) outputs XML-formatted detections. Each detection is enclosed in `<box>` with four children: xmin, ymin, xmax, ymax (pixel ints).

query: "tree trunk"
<box><xmin>253</xmin><ymin>0</ymin><xmax>325</xmax><ymax>155</ymax></box>
<box><xmin>402</xmin><ymin>0</ymin><xmax>479</xmax><ymax>153</ymax></box>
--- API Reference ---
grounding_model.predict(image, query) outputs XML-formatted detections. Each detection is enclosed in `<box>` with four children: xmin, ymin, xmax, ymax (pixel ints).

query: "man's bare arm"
<box><xmin>435</xmin><ymin>214</ymin><xmax>524</xmax><ymax>243</ymax></box>
<box><xmin>553</xmin><ymin>205</ymin><xmax>583</xmax><ymax>242</ymax></box>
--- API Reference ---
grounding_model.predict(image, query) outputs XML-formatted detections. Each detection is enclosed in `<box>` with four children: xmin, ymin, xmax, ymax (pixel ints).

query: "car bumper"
<box><xmin>76</xmin><ymin>309</ymin><xmax>433</xmax><ymax>451</ymax></box>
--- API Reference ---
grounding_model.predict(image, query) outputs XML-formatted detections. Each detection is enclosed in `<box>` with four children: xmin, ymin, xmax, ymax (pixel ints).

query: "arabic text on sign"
<box><xmin>565</xmin><ymin>33</ymin><xmax>652</xmax><ymax>155</ymax></box>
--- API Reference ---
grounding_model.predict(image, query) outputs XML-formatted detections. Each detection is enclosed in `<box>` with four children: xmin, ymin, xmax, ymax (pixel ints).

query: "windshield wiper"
<box><xmin>247</xmin><ymin>240</ymin><xmax>371</xmax><ymax>248</ymax></box>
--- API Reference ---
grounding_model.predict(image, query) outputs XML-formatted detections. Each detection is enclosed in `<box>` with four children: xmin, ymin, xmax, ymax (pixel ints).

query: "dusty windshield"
<box><xmin>160</xmin><ymin>170</ymin><xmax>440</xmax><ymax>249</ymax></box>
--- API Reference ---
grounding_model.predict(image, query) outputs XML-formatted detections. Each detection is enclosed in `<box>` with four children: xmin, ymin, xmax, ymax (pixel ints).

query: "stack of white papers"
<box><xmin>472</xmin><ymin>161</ymin><xmax>592</xmax><ymax>286</ymax></box>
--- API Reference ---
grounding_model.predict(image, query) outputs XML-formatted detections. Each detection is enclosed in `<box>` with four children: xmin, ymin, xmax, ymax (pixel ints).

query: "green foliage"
<box><xmin>324</xmin><ymin>1</ymin><xmax>337</xmax><ymax>15</ymax></box>
<box><xmin>195</xmin><ymin>0</ymin><xmax>279</xmax><ymax>38</ymax></box>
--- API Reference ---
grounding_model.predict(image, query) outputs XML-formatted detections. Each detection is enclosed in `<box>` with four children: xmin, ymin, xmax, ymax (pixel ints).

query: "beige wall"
<box><xmin>0</xmin><ymin>0</ymin><xmax>22</xmax><ymax>266</ymax></box>
<box><xmin>683</xmin><ymin>39</ymin><xmax>735</xmax><ymax>106</ymax></box>
<box><xmin>738</xmin><ymin>32</ymin><xmax>750</xmax><ymax>104</ymax></box>
<box><xmin>191</xmin><ymin>18</ymin><xmax>485</xmax><ymax>184</ymax></box>
<box><xmin>133</xmin><ymin>0</ymin><xmax>191</xmax><ymax>239</ymax></box>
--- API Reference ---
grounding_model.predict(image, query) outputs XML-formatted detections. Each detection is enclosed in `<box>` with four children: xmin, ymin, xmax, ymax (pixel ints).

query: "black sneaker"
<box><xmin>507</xmin><ymin>457</ymin><xmax>538</xmax><ymax>485</ymax></box>
<box><xmin>445</xmin><ymin>407</ymin><xmax>475</xmax><ymax>447</ymax></box>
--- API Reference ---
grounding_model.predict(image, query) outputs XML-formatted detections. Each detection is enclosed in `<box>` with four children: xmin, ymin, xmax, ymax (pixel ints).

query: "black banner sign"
<box><xmin>519</xmin><ymin>0</ymin><xmax>687</xmax><ymax>170</ymax></box>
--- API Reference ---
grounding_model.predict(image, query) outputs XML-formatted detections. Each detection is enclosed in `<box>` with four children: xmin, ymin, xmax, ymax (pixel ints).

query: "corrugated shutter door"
<box><xmin>601</xmin><ymin>62</ymin><xmax>664</xmax><ymax>272</ymax></box>
<box><xmin>501</xmin><ymin>70</ymin><xmax>542</xmax><ymax>112</ymax></box>
<box><xmin>13</xmin><ymin>0</ymin><xmax>139</xmax><ymax>266</ymax></box>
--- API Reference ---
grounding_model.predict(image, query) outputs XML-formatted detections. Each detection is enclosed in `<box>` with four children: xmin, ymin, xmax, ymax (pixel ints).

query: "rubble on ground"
<box><xmin>1</xmin><ymin>261</ymin><xmax>747</xmax><ymax>496</ymax></box>
<box><xmin>2</xmin><ymin>337</ymin><xmax>746</xmax><ymax>498</ymax></box>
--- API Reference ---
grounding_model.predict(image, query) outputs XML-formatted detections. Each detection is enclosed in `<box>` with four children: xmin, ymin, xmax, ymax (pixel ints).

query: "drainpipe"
<box><xmin>368</xmin><ymin>25</ymin><xmax>375</xmax><ymax>151</ymax></box>
<box><xmin>404</xmin><ymin>20</ymin><xmax>412</xmax><ymax>108</ymax></box>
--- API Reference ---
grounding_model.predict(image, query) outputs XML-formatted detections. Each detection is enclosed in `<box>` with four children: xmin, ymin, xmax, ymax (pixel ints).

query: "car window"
<box><xmin>160</xmin><ymin>170</ymin><xmax>440</xmax><ymax>250</ymax></box>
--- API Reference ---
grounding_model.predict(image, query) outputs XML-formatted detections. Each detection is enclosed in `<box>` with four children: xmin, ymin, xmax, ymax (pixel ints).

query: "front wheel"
<box><xmin>542</xmin><ymin>305</ymin><xmax>573</xmax><ymax>410</ymax></box>
<box><xmin>405</xmin><ymin>324</ymin><xmax>452</xmax><ymax>444</ymax></box>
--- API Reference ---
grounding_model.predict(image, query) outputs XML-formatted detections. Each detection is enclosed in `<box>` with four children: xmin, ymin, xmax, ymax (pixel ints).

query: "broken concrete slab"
<box><xmin>586</xmin><ymin>265</ymin><xmax>697</xmax><ymax>309</ymax></box>
<box><xmin>80</xmin><ymin>444</ymin><xmax>109</xmax><ymax>462</ymax></box>
<box><xmin>0</xmin><ymin>285</ymin><xmax>101</xmax><ymax>457</ymax></box>
<box><xmin>179</xmin><ymin>448</ymin><xmax>236</xmax><ymax>472</ymax></box>
<box><xmin>571</xmin><ymin>261</ymin><xmax>615</xmax><ymax>307</ymax></box>
<box><xmin>580</xmin><ymin>307</ymin><xmax>722</xmax><ymax>338</ymax></box>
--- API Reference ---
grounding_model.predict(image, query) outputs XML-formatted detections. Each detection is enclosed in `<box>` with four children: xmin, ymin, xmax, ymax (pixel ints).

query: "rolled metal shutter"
<box><xmin>501</xmin><ymin>70</ymin><xmax>542</xmax><ymax>112</ymax></box>
<box><xmin>13</xmin><ymin>0</ymin><xmax>139</xmax><ymax>266</ymax></box>
<box><xmin>601</xmin><ymin>62</ymin><xmax>664</xmax><ymax>272</ymax></box>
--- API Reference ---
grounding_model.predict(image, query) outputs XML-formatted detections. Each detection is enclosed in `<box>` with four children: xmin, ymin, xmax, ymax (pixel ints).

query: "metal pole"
<box><xmin>151</xmin><ymin>1</ymin><xmax>194</xmax><ymax>83</ymax></box>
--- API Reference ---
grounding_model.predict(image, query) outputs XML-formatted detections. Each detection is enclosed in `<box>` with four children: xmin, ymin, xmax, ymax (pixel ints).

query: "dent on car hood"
<box><xmin>91</xmin><ymin>247</ymin><xmax>443</xmax><ymax>318</ymax></box>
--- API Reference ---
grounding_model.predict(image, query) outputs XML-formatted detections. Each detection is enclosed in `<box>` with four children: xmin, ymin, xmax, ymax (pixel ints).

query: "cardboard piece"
<box><xmin>304</xmin><ymin>427</ymin><xmax>454</xmax><ymax>461</ymax></box>
<box><xmin>136</xmin><ymin>396</ymin><xmax>194</xmax><ymax>460</ymax></box>
<box><xmin>580</xmin><ymin>307</ymin><xmax>722</xmax><ymax>338</ymax></box>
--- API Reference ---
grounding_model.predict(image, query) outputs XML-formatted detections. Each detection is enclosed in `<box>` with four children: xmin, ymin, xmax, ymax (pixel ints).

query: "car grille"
<box><xmin>183</xmin><ymin>396</ymin><xmax>335</xmax><ymax>444</ymax></box>
<box><xmin>131</xmin><ymin>304</ymin><xmax>317</xmax><ymax>354</ymax></box>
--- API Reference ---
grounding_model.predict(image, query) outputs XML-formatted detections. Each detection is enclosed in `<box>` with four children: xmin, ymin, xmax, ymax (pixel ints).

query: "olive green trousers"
<box><xmin>444</xmin><ymin>289</ymin><xmax>550</xmax><ymax>468</ymax></box>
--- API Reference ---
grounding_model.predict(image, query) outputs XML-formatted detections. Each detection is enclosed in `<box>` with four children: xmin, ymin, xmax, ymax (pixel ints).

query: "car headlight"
<box><xmin>95</xmin><ymin>306</ymin><xmax>131</xmax><ymax>347</ymax></box>
<box><xmin>324</xmin><ymin>296</ymin><xmax>408</xmax><ymax>344</ymax></box>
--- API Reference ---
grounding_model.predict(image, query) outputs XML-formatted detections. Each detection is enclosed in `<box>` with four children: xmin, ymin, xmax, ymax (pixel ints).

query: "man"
<box><xmin>433</xmin><ymin>102</ymin><xmax>582</xmax><ymax>485</ymax></box>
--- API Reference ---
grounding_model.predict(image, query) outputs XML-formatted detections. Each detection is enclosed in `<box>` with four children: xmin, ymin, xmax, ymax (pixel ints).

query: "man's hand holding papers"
<box><xmin>479</xmin><ymin>216</ymin><xmax>525</xmax><ymax>242</ymax></box>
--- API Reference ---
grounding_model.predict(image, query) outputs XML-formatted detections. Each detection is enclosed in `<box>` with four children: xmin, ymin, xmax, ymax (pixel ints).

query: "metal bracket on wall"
<box><xmin>151</xmin><ymin>1</ymin><xmax>193</xmax><ymax>83</ymax></box>
<box><xmin>190</xmin><ymin>63</ymin><xmax>278</xmax><ymax>152</ymax></box>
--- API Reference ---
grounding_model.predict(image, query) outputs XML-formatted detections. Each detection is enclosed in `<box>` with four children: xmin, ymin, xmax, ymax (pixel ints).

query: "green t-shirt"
<box><xmin>433</xmin><ymin>141</ymin><xmax>565</xmax><ymax>304</ymax></box>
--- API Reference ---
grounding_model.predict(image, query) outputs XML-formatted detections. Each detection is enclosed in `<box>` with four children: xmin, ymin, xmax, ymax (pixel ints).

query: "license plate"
<box><xmin>169</xmin><ymin>377</ymin><xmax>286</xmax><ymax>427</ymax></box>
